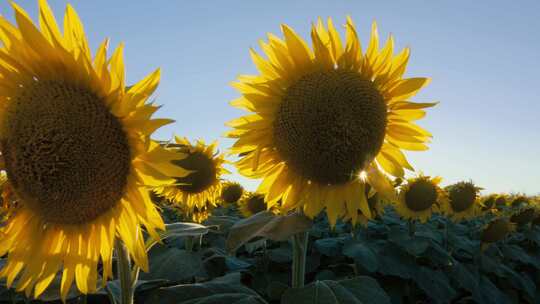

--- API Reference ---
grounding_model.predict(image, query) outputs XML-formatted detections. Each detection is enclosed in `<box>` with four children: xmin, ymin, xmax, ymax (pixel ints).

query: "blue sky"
<box><xmin>2</xmin><ymin>1</ymin><xmax>539</xmax><ymax>195</ymax></box>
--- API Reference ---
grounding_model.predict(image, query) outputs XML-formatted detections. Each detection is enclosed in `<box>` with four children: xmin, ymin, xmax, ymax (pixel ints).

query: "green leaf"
<box><xmin>314</xmin><ymin>237</ymin><xmax>348</xmax><ymax>257</ymax></box>
<box><xmin>500</xmin><ymin>244</ymin><xmax>540</xmax><ymax>269</ymax></box>
<box><xmin>342</xmin><ymin>241</ymin><xmax>378</xmax><ymax>272</ymax></box>
<box><xmin>413</xmin><ymin>267</ymin><xmax>457</xmax><ymax>303</ymax></box>
<box><xmin>472</xmin><ymin>276</ymin><xmax>511</xmax><ymax>304</ymax></box>
<box><xmin>147</xmin><ymin>222</ymin><xmax>213</xmax><ymax>250</ymax></box>
<box><xmin>449</xmin><ymin>263</ymin><xmax>479</xmax><ymax>292</ymax></box>
<box><xmin>139</xmin><ymin>244</ymin><xmax>205</xmax><ymax>282</ymax></box>
<box><xmin>377</xmin><ymin>243</ymin><xmax>416</xmax><ymax>279</ymax></box>
<box><xmin>281</xmin><ymin>276</ymin><xmax>390</xmax><ymax>304</ymax></box>
<box><xmin>143</xmin><ymin>275</ymin><xmax>267</xmax><ymax>304</ymax></box>
<box><xmin>226</xmin><ymin>211</ymin><xmax>312</xmax><ymax>253</ymax></box>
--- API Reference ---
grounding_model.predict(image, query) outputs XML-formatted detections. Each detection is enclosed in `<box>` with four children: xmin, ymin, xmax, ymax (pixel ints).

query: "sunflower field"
<box><xmin>0</xmin><ymin>1</ymin><xmax>538</xmax><ymax>304</ymax></box>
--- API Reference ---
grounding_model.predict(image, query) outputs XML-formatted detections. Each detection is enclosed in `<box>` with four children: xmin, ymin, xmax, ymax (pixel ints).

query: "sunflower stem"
<box><xmin>408</xmin><ymin>220</ymin><xmax>416</xmax><ymax>237</ymax></box>
<box><xmin>115</xmin><ymin>239</ymin><xmax>134</xmax><ymax>304</ymax></box>
<box><xmin>291</xmin><ymin>230</ymin><xmax>309</xmax><ymax>288</ymax></box>
<box><xmin>185</xmin><ymin>236</ymin><xmax>195</xmax><ymax>252</ymax></box>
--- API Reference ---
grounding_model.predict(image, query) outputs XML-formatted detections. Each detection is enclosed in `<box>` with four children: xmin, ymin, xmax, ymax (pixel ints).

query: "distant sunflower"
<box><xmin>394</xmin><ymin>175</ymin><xmax>447</xmax><ymax>223</ymax></box>
<box><xmin>177</xmin><ymin>201</ymin><xmax>214</xmax><ymax>224</ymax></box>
<box><xmin>238</xmin><ymin>193</ymin><xmax>273</xmax><ymax>218</ymax></box>
<box><xmin>481</xmin><ymin>218</ymin><xmax>515</xmax><ymax>250</ymax></box>
<box><xmin>226</xmin><ymin>17</ymin><xmax>434</xmax><ymax>226</ymax></box>
<box><xmin>494</xmin><ymin>194</ymin><xmax>508</xmax><ymax>208</ymax></box>
<box><xmin>510</xmin><ymin>195</ymin><xmax>530</xmax><ymax>208</ymax></box>
<box><xmin>0</xmin><ymin>1</ymin><xmax>187</xmax><ymax>299</ymax></box>
<box><xmin>480</xmin><ymin>194</ymin><xmax>498</xmax><ymax>212</ymax></box>
<box><xmin>510</xmin><ymin>206</ymin><xmax>537</xmax><ymax>226</ymax></box>
<box><xmin>221</xmin><ymin>181</ymin><xmax>245</xmax><ymax>205</ymax></box>
<box><xmin>155</xmin><ymin>137</ymin><xmax>228</xmax><ymax>211</ymax></box>
<box><xmin>442</xmin><ymin>181</ymin><xmax>481</xmax><ymax>221</ymax></box>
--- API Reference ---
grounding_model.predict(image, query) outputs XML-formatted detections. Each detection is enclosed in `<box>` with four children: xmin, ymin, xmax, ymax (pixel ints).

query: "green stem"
<box><xmin>185</xmin><ymin>236</ymin><xmax>195</xmax><ymax>252</ymax></box>
<box><xmin>408</xmin><ymin>220</ymin><xmax>416</xmax><ymax>237</ymax></box>
<box><xmin>115</xmin><ymin>239</ymin><xmax>134</xmax><ymax>304</ymax></box>
<box><xmin>291</xmin><ymin>230</ymin><xmax>309</xmax><ymax>288</ymax></box>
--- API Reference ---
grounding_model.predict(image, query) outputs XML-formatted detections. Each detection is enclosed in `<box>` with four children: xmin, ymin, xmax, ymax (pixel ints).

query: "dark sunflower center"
<box><xmin>1</xmin><ymin>80</ymin><xmax>131</xmax><ymax>224</ymax></box>
<box><xmin>448</xmin><ymin>183</ymin><xmax>477</xmax><ymax>212</ymax></box>
<box><xmin>173</xmin><ymin>151</ymin><xmax>216</xmax><ymax>194</ymax></box>
<box><xmin>273</xmin><ymin>70</ymin><xmax>387</xmax><ymax>185</ymax></box>
<box><xmin>404</xmin><ymin>179</ymin><xmax>438</xmax><ymax>212</ymax></box>
<box><xmin>247</xmin><ymin>195</ymin><xmax>266</xmax><ymax>214</ymax></box>
<box><xmin>222</xmin><ymin>184</ymin><xmax>243</xmax><ymax>204</ymax></box>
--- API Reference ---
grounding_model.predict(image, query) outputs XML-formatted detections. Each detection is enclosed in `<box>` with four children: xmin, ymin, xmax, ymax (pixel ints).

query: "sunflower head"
<box><xmin>221</xmin><ymin>181</ymin><xmax>245</xmax><ymax>205</ymax></box>
<box><xmin>238</xmin><ymin>192</ymin><xmax>272</xmax><ymax>218</ymax></box>
<box><xmin>395</xmin><ymin>175</ymin><xmax>446</xmax><ymax>223</ymax></box>
<box><xmin>155</xmin><ymin>137</ymin><xmax>228</xmax><ymax>210</ymax></box>
<box><xmin>510</xmin><ymin>195</ymin><xmax>530</xmax><ymax>208</ymax></box>
<box><xmin>176</xmin><ymin>201</ymin><xmax>214</xmax><ymax>224</ymax></box>
<box><xmin>443</xmin><ymin>181</ymin><xmax>481</xmax><ymax>221</ymax></box>
<box><xmin>480</xmin><ymin>194</ymin><xmax>498</xmax><ymax>211</ymax></box>
<box><xmin>0</xmin><ymin>1</ymin><xmax>187</xmax><ymax>299</ymax></box>
<box><xmin>481</xmin><ymin>218</ymin><xmax>515</xmax><ymax>246</ymax></box>
<box><xmin>510</xmin><ymin>207</ymin><xmax>537</xmax><ymax>226</ymax></box>
<box><xmin>494</xmin><ymin>195</ymin><xmax>508</xmax><ymax>208</ymax></box>
<box><xmin>227</xmin><ymin>17</ymin><xmax>434</xmax><ymax>227</ymax></box>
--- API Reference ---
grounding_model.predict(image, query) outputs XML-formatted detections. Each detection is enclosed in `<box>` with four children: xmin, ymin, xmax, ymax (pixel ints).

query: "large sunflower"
<box><xmin>226</xmin><ymin>17</ymin><xmax>434</xmax><ymax>226</ymax></box>
<box><xmin>394</xmin><ymin>175</ymin><xmax>447</xmax><ymax>223</ymax></box>
<box><xmin>442</xmin><ymin>181</ymin><xmax>482</xmax><ymax>221</ymax></box>
<box><xmin>154</xmin><ymin>136</ymin><xmax>228</xmax><ymax>211</ymax></box>
<box><xmin>0</xmin><ymin>1</ymin><xmax>187</xmax><ymax>299</ymax></box>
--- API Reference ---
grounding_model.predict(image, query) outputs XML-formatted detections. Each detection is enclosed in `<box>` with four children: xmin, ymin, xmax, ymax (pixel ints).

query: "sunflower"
<box><xmin>494</xmin><ymin>194</ymin><xmax>508</xmax><ymax>208</ymax></box>
<box><xmin>442</xmin><ymin>181</ymin><xmax>481</xmax><ymax>221</ymax></box>
<box><xmin>394</xmin><ymin>175</ymin><xmax>447</xmax><ymax>223</ymax></box>
<box><xmin>480</xmin><ymin>194</ymin><xmax>498</xmax><ymax>212</ymax></box>
<box><xmin>0</xmin><ymin>1</ymin><xmax>187</xmax><ymax>299</ymax></box>
<box><xmin>238</xmin><ymin>192</ymin><xmax>273</xmax><ymax>218</ymax></box>
<box><xmin>226</xmin><ymin>17</ymin><xmax>434</xmax><ymax>226</ymax></box>
<box><xmin>176</xmin><ymin>200</ymin><xmax>214</xmax><ymax>224</ymax></box>
<box><xmin>480</xmin><ymin>218</ymin><xmax>515</xmax><ymax>250</ymax></box>
<box><xmin>154</xmin><ymin>136</ymin><xmax>228</xmax><ymax>211</ymax></box>
<box><xmin>221</xmin><ymin>181</ymin><xmax>245</xmax><ymax>205</ymax></box>
<box><xmin>510</xmin><ymin>206</ymin><xmax>537</xmax><ymax>226</ymax></box>
<box><xmin>510</xmin><ymin>195</ymin><xmax>530</xmax><ymax>208</ymax></box>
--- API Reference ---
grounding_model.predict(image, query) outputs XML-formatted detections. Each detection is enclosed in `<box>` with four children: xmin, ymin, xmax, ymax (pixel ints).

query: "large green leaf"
<box><xmin>413</xmin><ymin>267</ymin><xmax>457</xmax><ymax>303</ymax></box>
<box><xmin>342</xmin><ymin>241</ymin><xmax>378</xmax><ymax>272</ymax></box>
<box><xmin>226</xmin><ymin>211</ymin><xmax>312</xmax><ymax>253</ymax></box>
<box><xmin>143</xmin><ymin>273</ymin><xmax>267</xmax><ymax>304</ymax></box>
<box><xmin>139</xmin><ymin>244</ymin><xmax>205</xmax><ymax>282</ymax></box>
<box><xmin>281</xmin><ymin>276</ymin><xmax>390</xmax><ymax>304</ymax></box>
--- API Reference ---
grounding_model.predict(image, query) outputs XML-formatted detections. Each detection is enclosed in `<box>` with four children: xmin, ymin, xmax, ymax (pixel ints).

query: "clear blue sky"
<box><xmin>2</xmin><ymin>1</ymin><xmax>539</xmax><ymax>195</ymax></box>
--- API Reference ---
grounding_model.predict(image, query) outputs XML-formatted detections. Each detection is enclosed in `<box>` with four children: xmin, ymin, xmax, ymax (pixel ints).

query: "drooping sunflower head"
<box><xmin>221</xmin><ymin>181</ymin><xmax>245</xmax><ymax>205</ymax></box>
<box><xmin>227</xmin><ymin>17</ymin><xmax>435</xmax><ymax>227</ymax></box>
<box><xmin>155</xmin><ymin>137</ymin><xmax>228</xmax><ymax>210</ymax></box>
<box><xmin>480</xmin><ymin>194</ymin><xmax>498</xmax><ymax>212</ymax></box>
<box><xmin>481</xmin><ymin>218</ymin><xmax>515</xmax><ymax>249</ymax></box>
<box><xmin>494</xmin><ymin>194</ymin><xmax>508</xmax><ymax>208</ymax></box>
<box><xmin>443</xmin><ymin>181</ymin><xmax>481</xmax><ymax>222</ymax></box>
<box><xmin>0</xmin><ymin>0</ymin><xmax>187</xmax><ymax>299</ymax></box>
<box><xmin>510</xmin><ymin>206</ymin><xmax>537</xmax><ymax>226</ymax></box>
<box><xmin>238</xmin><ymin>192</ymin><xmax>273</xmax><ymax>218</ymax></box>
<box><xmin>510</xmin><ymin>195</ymin><xmax>530</xmax><ymax>208</ymax></box>
<box><xmin>395</xmin><ymin>175</ymin><xmax>447</xmax><ymax>223</ymax></box>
